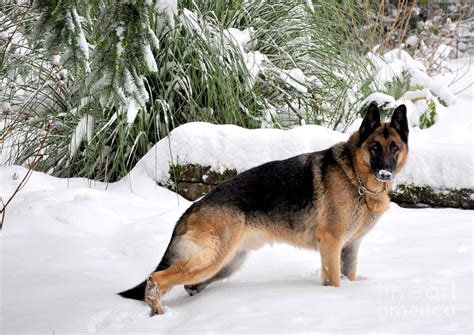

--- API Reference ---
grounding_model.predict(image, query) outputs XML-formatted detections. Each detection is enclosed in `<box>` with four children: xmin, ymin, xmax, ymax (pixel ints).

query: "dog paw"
<box><xmin>341</xmin><ymin>274</ymin><xmax>368</xmax><ymax>282</ymax></box>
<box><xmin>149</xmin><ymin>303</ymin><xmax>165</xmax><ymax>316</ymax></box>
<box><xmin>184</xmin><ymin>284</ymin><xmax>203</xmax><ymax>296</ymax></box>
<box><xmin>322</xmin><ymin>277</ymin><xmax>341</xmax><ymax>287</ymax></box>
<box><xmin>145</xmin><ymin>278</ymin><xmax>165</xmax><ymax>316</ymax></box>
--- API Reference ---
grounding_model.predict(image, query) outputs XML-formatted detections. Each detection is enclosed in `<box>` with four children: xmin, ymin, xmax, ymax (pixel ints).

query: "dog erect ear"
<box><xmin>358</xmin><ymin>102</ymin><xmax>381</xmax><ymax>146</ymax></box>
<box><xmin>390</xmin><ymin>104</ymin><xmax>409</xmax><ymax>143</ymax></box>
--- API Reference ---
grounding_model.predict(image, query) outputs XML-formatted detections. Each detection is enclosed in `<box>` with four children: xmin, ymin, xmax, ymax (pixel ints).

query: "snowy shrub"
<box><xmin>2</xmin><ymin>0</ymin><xmax>464</xmax><ymax>182</ymax></box>
<box><xmin>0</xmin><ymin>3</ymin><xmax>69</xmax><ymax>167</ymax></box>
<box><xmin>419</xmin><ymin>100</ymin><xmax>437</xmax><ymax>129</ymax></box>
<box><xmin>359</xmin><ymin>47</ymin><xmax>464</xmax><ymax>131</ymax></box>
<box><xmin>1</xmin><ymin>0</ymin><xmax>379</xmax><ymax>181</ymax></box>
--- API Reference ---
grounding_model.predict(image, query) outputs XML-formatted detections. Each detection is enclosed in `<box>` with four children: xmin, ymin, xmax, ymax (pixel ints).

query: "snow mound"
<box><xmin>131</xmin><ymin>120</ymin><xmax>473</xmax><ymax>190</ymax></box>
<box><xmin>130</xmin><ymin>123</ymin><xmax>346</xmax><ymax>183</ymax></box>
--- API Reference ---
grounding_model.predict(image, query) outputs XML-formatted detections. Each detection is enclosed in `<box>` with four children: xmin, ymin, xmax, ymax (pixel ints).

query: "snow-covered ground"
<box><xmin>1</xmin><ymin>56</ymin><xmax>473</xmax><ymax>334</ymax></box>
<box><xmin>0</xmin><ymin>165</ymin><xmax>472</xmax><ymax>334</ymax></box>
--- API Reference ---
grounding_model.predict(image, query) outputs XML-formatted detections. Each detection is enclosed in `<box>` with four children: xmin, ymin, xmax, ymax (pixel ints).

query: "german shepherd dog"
<box><xmin>119</xmin><ymin>102</ymin><xmax>409</xmax><ymax>315</ymax></box>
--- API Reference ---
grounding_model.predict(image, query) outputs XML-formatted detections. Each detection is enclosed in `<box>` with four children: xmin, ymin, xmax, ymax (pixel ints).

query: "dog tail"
<box><xmin>118</xmin><ymin>241</ymin><xmax>175</xmax><ymax>301</ymax></box>
<box><xmin>118</xmin><ymin>216</ymin><xmax>187</xmax><ymax>301</ymax></box>
<box><xmin>118</xmin><ymin>280</ymin><xmax>147</xmax><ymax>301</ymax></box>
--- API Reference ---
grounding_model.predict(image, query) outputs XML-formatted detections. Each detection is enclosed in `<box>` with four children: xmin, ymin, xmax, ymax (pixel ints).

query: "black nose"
<box><xmin>377</xmin><ymin>169</ymin><xmax>393</xmax><ymax>181</ymax></box>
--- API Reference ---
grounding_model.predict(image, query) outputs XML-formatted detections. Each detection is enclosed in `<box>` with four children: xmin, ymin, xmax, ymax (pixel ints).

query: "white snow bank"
<box><xmin>130</xmin><ymin>122</ymin><xmax>345</xmax><ymax>182</ymax></box>
<box><xmin>131</xmin><ymin>121</ymin><xmax>473</xmax><ymax>190</ymax></box>
<box><xmin>0</xmin><ymin>165</ymin><xmax>184</xmax><ymax>206</ymax></box>
<box><xmin>413</xmin><ymin>96</ymin><xmax>473</xmax><ymax>146</ymax></box>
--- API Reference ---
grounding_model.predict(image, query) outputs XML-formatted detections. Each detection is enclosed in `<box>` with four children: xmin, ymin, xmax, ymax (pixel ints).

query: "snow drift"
<box><xmin>130</xmin><ymin>116</ymin><xmax>473</xmax><ymax>191</ymax></box>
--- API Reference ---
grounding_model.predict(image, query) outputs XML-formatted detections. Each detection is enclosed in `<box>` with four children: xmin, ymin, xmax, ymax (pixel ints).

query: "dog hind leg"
<box><xmin>146</xmin><ymin>208</ymin><xmax>245</xmax><ymax>315</ymax></box>
<box><xmin>184</xmin><ymin>250</ymin><xmax>248</xmax><ymax>296</ymax></box>
<box><xmin>341</xmin><ymin>238</ymin><xmax>362</xmax><ymax>281</ymax></box>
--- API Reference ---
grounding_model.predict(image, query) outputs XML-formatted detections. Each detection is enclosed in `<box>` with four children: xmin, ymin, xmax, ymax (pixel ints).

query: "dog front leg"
<box><xmin>341</xmin><ymin>239</ymin><xmax>362</xmax><ymax>281</ymax></box>
<box><xmin>317</xmin><ymin>231</ymin><xmax>343</xmax><ymax>287</ymax></box>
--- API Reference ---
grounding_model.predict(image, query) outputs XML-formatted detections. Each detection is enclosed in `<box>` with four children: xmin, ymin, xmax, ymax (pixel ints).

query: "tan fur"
<box><xmin>145</xmin><ymin>122</ymin><xmax>408</xmax><ymax>315</ymax></box>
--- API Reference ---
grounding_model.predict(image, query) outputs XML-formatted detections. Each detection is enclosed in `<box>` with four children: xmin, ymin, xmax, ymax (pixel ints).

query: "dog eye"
<box><xmin>391</xmin><ymin>145</ymin><xmax>399</xmax><ymax>153</ymax></box>
<box><xmin>370</xmin><ymin>143</ymin><xmax>380</xmax><ymax>153</ymax></box>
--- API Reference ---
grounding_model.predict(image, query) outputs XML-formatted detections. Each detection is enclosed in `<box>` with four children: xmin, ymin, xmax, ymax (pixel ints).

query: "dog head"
<box><xmin>353</xmin><ymin>102</ymin><xmax>409</xmax><ymax>182</ymax></box>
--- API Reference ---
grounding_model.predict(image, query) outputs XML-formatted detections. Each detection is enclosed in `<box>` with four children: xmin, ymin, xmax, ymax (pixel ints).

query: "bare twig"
<box><xmin>0</xmin><ymin>69</ymin><xmax>55</xmax><ymax>144</ymax></box>
<box><xmin>454</xmin><ymin>82</ymin><xmax>473</xmax><ymax>95</ymax></box>
<box><xmin>0</xmin><ymin>121</ymin><xmax>53</xmax><ymax>230</ymax></box>
<box><xmin>449</xmin><ymin>56</ymin><xmax>472</xmax><ymax>89</ymax></box>
<box><xmin>0</xmin><ymin>2</ymin><xmax>33</xmax><ymax>72</ymax></box>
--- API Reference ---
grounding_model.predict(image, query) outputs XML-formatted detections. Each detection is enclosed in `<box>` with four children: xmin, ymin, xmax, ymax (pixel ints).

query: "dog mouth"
<box><xmin>374</xmin><ymin>169</ymin><xmax>394</xmax><ymax>182</ymax></box>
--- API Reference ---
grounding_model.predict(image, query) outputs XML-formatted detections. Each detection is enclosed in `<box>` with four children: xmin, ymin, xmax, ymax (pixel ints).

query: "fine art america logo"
<box><xmin>376</xmin><ymin>280</ymin><xmax>456</xmax><ymax>319</ymax></box>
